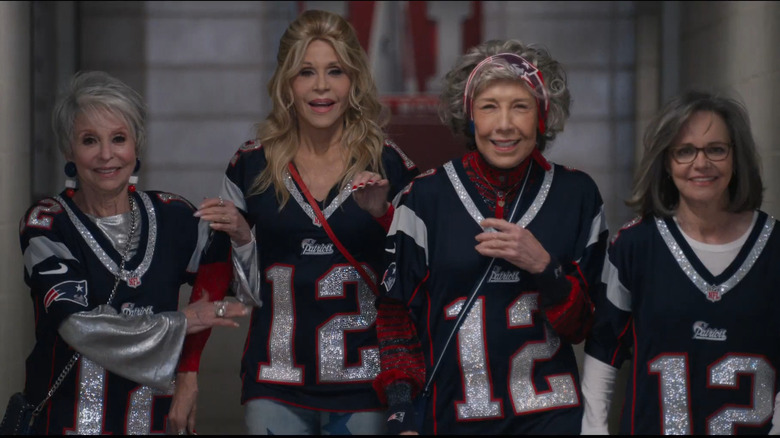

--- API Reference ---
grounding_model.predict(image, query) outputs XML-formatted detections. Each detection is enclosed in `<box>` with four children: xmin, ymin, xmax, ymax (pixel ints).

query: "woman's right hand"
<box><xmin>168</xmin><ymin>371</ymin><xmax>199</xmax><ymax>435</ymax></box>
<box><xmin>182</xmin><ymin>293</ymin><xmax>248</xmax><ymax>334</ymax></box>
<box><xmin>195</xmin><ymin>197</ymin><xmax>253</xmax><ymax>246</ymax></box>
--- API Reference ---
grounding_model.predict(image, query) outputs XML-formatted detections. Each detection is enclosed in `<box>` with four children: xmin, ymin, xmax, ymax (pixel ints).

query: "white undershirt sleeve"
<box><xmin>769</xmin><ymin>391</ymin><xmax>780</xmax><ymax>434</ymax></box>
<box><xmin>581</xmin><ymin>353</ymin><xmax>619</xmax><ymax>435</ymax></box>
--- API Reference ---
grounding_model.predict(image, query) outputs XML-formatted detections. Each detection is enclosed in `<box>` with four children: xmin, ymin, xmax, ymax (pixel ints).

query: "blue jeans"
<box><xmin>244</xmin><ymin>398</ymin><xmax>384</xmax><ymax>435</ymax></box>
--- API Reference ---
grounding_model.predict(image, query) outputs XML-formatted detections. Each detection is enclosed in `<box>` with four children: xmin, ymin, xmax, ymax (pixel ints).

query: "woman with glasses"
<box><xmin>581</xmin><ymin>90</ymin><xmax>780</xmax><ymax>434</ymax></box>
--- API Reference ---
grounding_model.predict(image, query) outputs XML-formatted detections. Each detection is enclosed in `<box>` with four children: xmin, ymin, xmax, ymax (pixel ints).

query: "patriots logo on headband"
<box><xmin>44</xmin><ymin>279</ymin><xmax>89</xmax><ymax>312</ymax></box>
<box><xmin>463</xmin><ymin>53</ymin><xmax>550</xmax><ymax>134</ymax></box>
<box><xmin>506</xmin><ymin>59</ymin><xmax>536</xmax><ymax>78</ymax></box>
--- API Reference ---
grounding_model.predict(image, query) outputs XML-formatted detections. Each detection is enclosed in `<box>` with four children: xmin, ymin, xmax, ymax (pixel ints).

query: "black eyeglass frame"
<box><xmin>668</xmin><ymin>142</ymin><xmax>732</xmax><ymax>164</ymax></box>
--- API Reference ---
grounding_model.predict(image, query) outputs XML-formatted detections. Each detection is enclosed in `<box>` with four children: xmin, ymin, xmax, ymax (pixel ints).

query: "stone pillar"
<box><xmin>0</xmin><ymin>0</ymin><xmax>34</xmax><ymax>404</ymax></box>
<box><xmin>679</xmin><ymin>1</ymin><xmax>780</xmax><ymax>217</ymax></box>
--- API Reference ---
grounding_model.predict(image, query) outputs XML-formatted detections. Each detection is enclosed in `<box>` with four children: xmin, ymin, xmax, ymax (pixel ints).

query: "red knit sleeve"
<box><xmin>372</xmin><ymin>203</ymin><xmax>395</xmax><ymax>233</ymax></box>
<box><xmin>177</xmin><ymin>261</ymin><xmax>233</xmax><ymax>372</ymax></box>
<box><xmin>372</xmin><ymin>297</ymin><xmax>426</xmax><ymax>405</ymax></box>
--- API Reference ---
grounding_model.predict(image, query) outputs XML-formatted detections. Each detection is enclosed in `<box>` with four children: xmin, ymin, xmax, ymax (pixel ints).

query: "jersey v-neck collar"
<box><xmin>655</xmin><ymin>211</ymin><xmax>774</xmax><ymax>302</ymax></box>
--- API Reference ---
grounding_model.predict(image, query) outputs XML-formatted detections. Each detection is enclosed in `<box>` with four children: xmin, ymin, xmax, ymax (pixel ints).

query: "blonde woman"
<box><xmin>168</xmin><ymin>9</ymin><xmax>418</xmax><ymax>435</ymax></box>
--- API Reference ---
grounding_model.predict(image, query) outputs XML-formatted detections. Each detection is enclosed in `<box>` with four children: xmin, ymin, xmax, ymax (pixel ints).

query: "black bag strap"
<box><xmin>421</xmin><ymin>164</ymin><xmax>532</xmax><ymax>397</ymax></box>
<box><xmin>31</xmin><ymin>196</ymin><xmax>139</xmax><ymax>419</ymax></box>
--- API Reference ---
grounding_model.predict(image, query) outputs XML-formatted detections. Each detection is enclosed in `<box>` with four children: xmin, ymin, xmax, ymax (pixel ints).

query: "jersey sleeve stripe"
<box><xmin>603</xmin><ymin>259</ymin><xmax>631</xmax><ymax>311</ymax></box>
<box><xmin>222</xmin><ymin>175</ymin><xmax>247</xmax><ymax>212</ymax></box>
<box><xmin>586</xmin><ymin>205</ymin><xmax>608</xmax><ymax>249</ymax></box>
<box><xmin>388</xmin><ymin>204</ymin><xmax>429</xmax><ymax>264</ymax></box>
<box><xmin>24</xmin><ymin>236</ymin><xmax>78</xmax><ymax>276</ymax></box>
<box><xmin>187</xmin><ymin>220</ymin><xmax>213</xmax><ymax>272</ymax></box>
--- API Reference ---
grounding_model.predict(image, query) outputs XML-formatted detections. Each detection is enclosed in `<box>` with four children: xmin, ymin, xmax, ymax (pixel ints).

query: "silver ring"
<box><xmin>222</xmin><ymin>215</ymin><xmax>229</xmax><ymax>224</ymax></box>
<box><xmin>218</xmin><ymin>196</ymin><xmax>224</xmax><ymax>207</ymax></box>
<box><xmin>215</xmin><ymin>301</ymin><xmax>227</xmax><ymax>318</ymax></box>
<box><xmin>178</xmin><ymin>430</ymin><xmax>187</xmax><ymax>435</ymax></box>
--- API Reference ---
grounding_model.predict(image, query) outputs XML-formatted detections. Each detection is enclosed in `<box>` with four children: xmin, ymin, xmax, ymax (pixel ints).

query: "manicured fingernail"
<box><xmin>351</xmin><ymin>185</ymin><xmax>357</xmax><ymax>190</ymax></box>
<box><xmin>193</xmin><ymin>211</ymin><xmax>202</xmax><ymax>217</ymax></box>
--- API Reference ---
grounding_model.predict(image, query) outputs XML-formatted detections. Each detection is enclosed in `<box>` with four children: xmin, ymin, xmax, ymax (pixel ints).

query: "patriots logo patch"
<box><xmin>382</xmin><ymin>262</ymin><xmax>397</xmax><ymax>291</ymax></box>
<box><xmin>387</xmin><ymin>411</ymin><xmax>405</xmax><ymax>422</ymax></box>
<box><xmin>44</xmin><ymin>280</ymin><xmax>88</xmax><ymax>312</ymax></box>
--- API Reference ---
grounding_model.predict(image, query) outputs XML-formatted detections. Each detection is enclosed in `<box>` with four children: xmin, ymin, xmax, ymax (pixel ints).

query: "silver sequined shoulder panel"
<box><xmin>283</xmin><ymin>170</ymin><xmax>353</xmax><ymax>227</ymax></box>
<box><xmin>444</xmin><ymin>161</ymin><xmax>554</xmax><ymax>231</ymax></box>
<box><xmin>385</xmin><ymin>139</ymin><xmax>416</xmax><ymax>170</ymax></box>
<box><xmin>55</xmin><ymin>192</ymin><xmax>158</xmax><ymax>284</ymax></box>
<box><xmin>655</xmin><ymin>214</ymin><xmax>774</xmax><ymax>302</ymax></box>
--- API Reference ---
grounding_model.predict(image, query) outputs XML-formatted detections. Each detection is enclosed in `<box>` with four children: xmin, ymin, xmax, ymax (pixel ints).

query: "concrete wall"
<box><xmin>0</xmin><ymin>0</ymin><xmax>34</xmax><ymax>411</ymax></box>
<box><xmin>678</xmin><ymin>1</ymin><xmax>780</xmax><ymax>218</ymax></box>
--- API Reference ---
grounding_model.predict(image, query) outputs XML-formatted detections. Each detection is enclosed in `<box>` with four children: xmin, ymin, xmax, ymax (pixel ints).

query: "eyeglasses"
<box><xmin>669</xmin><ymin>143</ymin><xmax>731</xmax><ymax>164</ymax></box>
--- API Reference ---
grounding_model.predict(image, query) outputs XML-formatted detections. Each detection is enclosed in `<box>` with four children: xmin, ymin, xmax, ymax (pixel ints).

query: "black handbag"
<box><xmin>0</xmin><ymin>393</ymin><xmax>35</xmax><ymax>435</ymax></box>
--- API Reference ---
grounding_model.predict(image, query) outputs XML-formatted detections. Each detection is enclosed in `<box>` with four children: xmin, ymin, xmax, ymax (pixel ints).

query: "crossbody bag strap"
<box><xmin>288</xmin><ymin>162</ymin><xmax>380</xmax><ymax>296</ymax></box>
<box><xmin>421</xmin><ymin>161</ymin><xmax>533</xmax><ymax>397</ymax></box>
<box><xmin>32</xmin><ymin>195</ymin><xmax>140</xmax><ymax>418</ymax></box>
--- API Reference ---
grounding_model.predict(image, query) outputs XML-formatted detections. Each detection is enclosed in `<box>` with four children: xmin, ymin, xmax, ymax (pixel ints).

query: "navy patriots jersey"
<box><xmin>585</xmin><ymin>212</ymin><xmax>780</xmax><ymax>434</ymax></box>
<box><xmin>382</xmin><ymin>158</ymin><xmax>607</xmax><ymax>434</ymax></box>
<box><xmin>223</xmin><ymin>140</ymin><xmax>418</xmax><ymax>411</ymax></box>
<box><xmin>19</xmin><ymin>190</ymin><xmax>200</xmax><ymax>434</ymax></box>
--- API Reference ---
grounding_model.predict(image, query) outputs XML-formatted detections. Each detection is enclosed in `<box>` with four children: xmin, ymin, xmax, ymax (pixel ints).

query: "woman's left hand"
<box><xmin>351</xmin><ymin>171</ymin><xmax>391</xmax><ymax>218</ymax></box>
<box><xmin>194</xmin><ymin>197</ymin><xmax>252</xmax><ymax>246</ymax></box>
<box><xmin>476</xmin><ymin>218</ymin><xmax>551</xmax><ymax>273</ymax></box>
<box><xmin>167</xmin><ymin>371</ymin><xmax>198</xmax><ymax>435</ymax></box>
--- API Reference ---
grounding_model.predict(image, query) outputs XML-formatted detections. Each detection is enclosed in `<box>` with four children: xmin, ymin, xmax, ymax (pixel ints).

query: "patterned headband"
<box><xmin>463</xmin><ymin>53</ymin><xmax>550</xmax><ymax>134</ymax></box>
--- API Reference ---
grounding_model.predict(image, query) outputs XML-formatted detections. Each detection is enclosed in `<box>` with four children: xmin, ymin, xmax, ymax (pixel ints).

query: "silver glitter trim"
<box><xmin>446</xmin><ymin>299</ymin><xmax>502</xmax><ymax>419</ymax></box>
<box><xmin>71</xmin><ymin>357</ymin><xmax>105</xmax><ymax>434</ymax></box>
<box><xmin>649</xmin><ymin>355</ymin><xmax>692</xmax><ymax>435</ymax></box>
<box><xmin>26</xmin><ymin>198</ymin><xmax>62</xmax><ymax>229</ymax></box>
<box><xmin>317</xmin><ymin>265</ymin><xmax>379</xmax><ymax>382</ymax></box>
<box><xmin>444</xmin><ymin>161</ymin><xmax>554</xmax><ymax>230</ymax></box>
<box><xmin>55</xmin><ymin>192</ymin><xmax>158</xmax><ymax>287</ymax></box>
<box><xmin>283</xmin><ymin>170</ymin><xmax>353</xmax><ymax>227</ymax></box>
<box><xmin>655</xmin><ymin>215</ymin><xmax>775</xmax><ymax>302</ymax></box>
<box><xmin>508</xmin><ymin>293</ymin><xmax>577</xmax><ymax>414</ymax></box>
<box><xmin>127</xmin><ymin>384</ymin><xmax>172</xmax><ymax>435</ymax></box>
<box><xmin>385</xmin><ymin>139</ymin><xmax>416</xmax><ymax>170</ymax></box>
<box><xmin>444</xmin><ymin>162</ymin><xmax>488</xmax><ymax>229</ymax></box>
<box><xmin>70</xmin><ymin>357</ymin><xmax>172</xmax><ymax>434</ymax></box>
<box><xmin>517</xmin><ymin>164</ymin><xmax>553</xmax><ymax>229</ymax></box>
<box><xmin>259</xmin><ymin>265</ymin><xmax>303</xmax><ymax>383</ymax></box>
<box><xmin>707</xmin><ymin>355</ymin><xmax>774</xmax><ymax>434</ymax></box>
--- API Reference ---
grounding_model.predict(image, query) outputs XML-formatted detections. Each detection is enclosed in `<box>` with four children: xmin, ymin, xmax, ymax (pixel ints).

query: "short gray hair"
<box><xmin>439</xmin><ymin>39</ymin><xmax>570</xmax><ymax>151</ymax></box>
<box><xmin>52</xmin><ymin>71</ymin><xmax>147</xmax><ymax>157</ymax></box>
<box><xmin>628</xmin><ymin>90</ymin><xmax>763</xmax><ymax>217</ymax></box>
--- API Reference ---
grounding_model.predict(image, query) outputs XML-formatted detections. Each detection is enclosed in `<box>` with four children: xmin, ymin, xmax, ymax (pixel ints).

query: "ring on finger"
<box><xmin>178</xmin><ymin>430</ymin><xmax>187</xmax><ymax>435</ymax></box>
<box><xmin>218</xmin><ymin>196</ymin><xmax>224</xmax><ymax>207</ymax></box>
<box><xmin>222</xmin><ymin>215</ymin><xmax>229</xmax><ymax>224</ymax></box>
<box><xmin>214</xmin><ymin>301</ymin><xmax>227</xmax><ymax>318</ymax></box>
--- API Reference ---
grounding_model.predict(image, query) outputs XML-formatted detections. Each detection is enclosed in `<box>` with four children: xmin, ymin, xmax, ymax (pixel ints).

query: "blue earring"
<box><xmin>467</xmin><ymin>120</ymin><xmax>475</xmax><ymax>135</ymax></box>
<box><xmin>64</xmin><ymin>162</ymin><xmax>78</xmax><ymax>197</ymax></box>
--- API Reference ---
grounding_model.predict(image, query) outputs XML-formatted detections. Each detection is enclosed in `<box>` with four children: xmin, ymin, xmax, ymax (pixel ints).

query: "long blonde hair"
<box><xmin>249</xmin><ymin>9</ymin><xmax>388</xmax><ymax>206</ymax></box>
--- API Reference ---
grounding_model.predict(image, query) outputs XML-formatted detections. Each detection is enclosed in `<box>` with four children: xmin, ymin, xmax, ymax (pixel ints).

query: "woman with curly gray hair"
<box><xmin>373</xmin><ymin>39</ymin><xmax>608</xmax><ymax>434</ymax></box>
